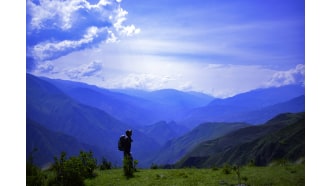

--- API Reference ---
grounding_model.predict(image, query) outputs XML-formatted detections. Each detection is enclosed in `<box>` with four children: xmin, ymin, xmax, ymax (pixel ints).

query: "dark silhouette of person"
<box><xmin>123</xmin><ymin>129</ymin><xmax>133</xmax><ymax>171</ymax></box>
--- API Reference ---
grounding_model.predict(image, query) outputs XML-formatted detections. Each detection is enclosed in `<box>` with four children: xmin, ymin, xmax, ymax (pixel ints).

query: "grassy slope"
<box><xmin>176</xmin><ymin>112</ymin><xmax>305</xmax><ymax>168</ymax></box>
<box><xmin>208</xmin><ymin>115</ymin><xmax>305</xmax><ymax>167</ymax></box>
<box><xmin>84</xmin><ymin>164</ymin><xmax>304</xmax><ymax>186</ymax></box>
<box><xmin>150</xmin><ymin>122</ymin><xmax>249</xmax><ymax>165</ymax></box>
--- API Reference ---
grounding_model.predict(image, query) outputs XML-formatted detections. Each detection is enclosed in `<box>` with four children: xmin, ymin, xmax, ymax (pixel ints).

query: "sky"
<box><xmin>26</xmin><ymin>0</ymin><xmax>305</xmax><ymax>98</ymax></box>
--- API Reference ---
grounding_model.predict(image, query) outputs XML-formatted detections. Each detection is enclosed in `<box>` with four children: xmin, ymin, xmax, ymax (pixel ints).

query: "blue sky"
<box><xmin>26</xmin><ymin>0</ymin><xmax>305</xmax><ymax>98</ymax></box>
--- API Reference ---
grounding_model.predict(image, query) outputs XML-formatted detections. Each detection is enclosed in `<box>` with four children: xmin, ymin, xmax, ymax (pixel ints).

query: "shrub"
<box><xmin>212</xmin><ymin>166</ymin><xmax>219</xmax><ymax>171</ymax></box>
<box><xmin>247</xmin><ymin>159</ymin><xmax>255</xmax><ymax>167</ymax></box>
<box><xmin>133</xmin><ymin>160</ymin><xmax>138</xmax><ymax>171</ymax></box>
<box><xmin>99</xmin><ymin>157</ymin><xmax>112</xmax><ymax>170</ymax></box>
<box><xmin>26</xmin><ymin>161</ymin><xmax>45</xmax><ymax>186</ymax></box>
<box><xmin>26</xmin><ymin>148</ymin><xmax>45</xmax><ymax>186</ymax></box>
<box><xmin>51</xmin><ymin>150</ymin><xmax>97</xmax><ymax>185</ymax></box>
<box><xmin>150</xmin><ymin>163</ymin><xmax>158</xmax><ymax>169</ymax></box>
<box><xmin>222</xmin><ymin>163</ymin><xmax>232</xmax><ymax>174</ymax></box>
<box><xmin>269</xmin><ymin>158</ymin><xmax>289</xmax><ymax>166</ymax></box>
<box><xmin>78</xmin><ymin>151</ymin><xmax>97</xmax><ymax>178</ymax></box>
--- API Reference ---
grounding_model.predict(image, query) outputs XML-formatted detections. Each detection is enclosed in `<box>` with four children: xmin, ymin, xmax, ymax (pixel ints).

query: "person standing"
<box><xmin>123</xmin><ymin>130</ymin><xmax>133</xmax><ymax>160</ymax></box>
<box><xmin>122</xmin><ymin>129</ymin><xmax>133</xmax><ymax>177</ymax></box>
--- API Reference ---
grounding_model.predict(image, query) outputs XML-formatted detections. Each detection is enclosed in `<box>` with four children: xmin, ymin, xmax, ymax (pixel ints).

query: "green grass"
<box><xmin>84</xmin><ymin>164</ymin><xmax>304</xmax><ymax>186</ymax></box>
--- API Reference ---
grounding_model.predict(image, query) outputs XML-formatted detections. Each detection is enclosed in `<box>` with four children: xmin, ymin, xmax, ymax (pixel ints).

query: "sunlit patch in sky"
<box><xmin>27</xmin><ymin>0</ymin><xmax>305</xmax><ymax>98</ymax></box>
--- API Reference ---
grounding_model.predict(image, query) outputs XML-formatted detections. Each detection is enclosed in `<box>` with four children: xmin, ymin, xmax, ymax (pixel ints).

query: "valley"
<box><xmin>26</xmin><ymin>73</ymin><xmax>305</xmax><ymax>169</ymax></box>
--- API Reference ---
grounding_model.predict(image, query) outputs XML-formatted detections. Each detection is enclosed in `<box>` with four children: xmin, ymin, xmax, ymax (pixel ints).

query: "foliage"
<box><xmin>211</xmin><ymin>166</ymin><xmax>219</xmax><ymax>171</ymax></box>
<box><xmin>222</xmin><ymin>163</ymin><xmax>232</xmax><ymax>174</ymax></box>
<box><xmin>150</xmin><ymin>163</ymin><xmax>159</xmax><ymax>169</ymax></box>
<box><xmin>26</xmin><ymin>159</ymin><xmax>46</xmax><ymax>185</ymax></box>
<box><xmin>26</xmin><ymin>148</ymin><xmax>46</xmax><ymax>186</ymax></box>
<box><xmin>242</xmin><ymin>176</ymin><xmax>248</xmax><ymax>184</ymax></box>
<box><xmin>271</xmin><ymin>158</ymin><xmax>289</xmax><ymax>166</ymax></box>
<box><xmin>247</xmin><ymin>159</ymin><xmax>255</xmax><ymax>167</ymax></box>
<box><xmin>50</xmin><ymin>151</ymin><xmax>97</xmax><ymax>186</ymax></box>
<box><xmin>133</xmin><ymin>160</ymin><xmax>139</xmax><ymax>171</ymax></box>
<box><xmin>99</xmin><ymin>157</ymin><xmax>112</xmax><ymax>170</ymax></box>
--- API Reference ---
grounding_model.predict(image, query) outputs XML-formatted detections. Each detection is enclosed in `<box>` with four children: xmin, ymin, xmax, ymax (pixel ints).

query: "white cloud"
<box><xmin>265</xmin><ymin>64</ymin><xmax>305</xmax><ymax>87</ymax></box>
<box><xmin>122</xmin><ymin>25</ymin><xmax>141</xmax><ymax>36</ymax></box>
<box><xmin>66</xmin><ymin>61</ymin><xmax>103</xmax><ymax>79</ymax></box>
<box><xmin>110</xmin><ymin>6</ymin><xmax>141</xmax><ymax>36</ymax></box>
<box><xmin>31</xmin><ymin>26</ymin><xmax>101</xmax><ymax>61</ymax></box>
<box><xmin>110</xmin><ymin>73</ymin><xmax>176</xmax><ymax>90</ymax></box>
<box><xmin>106</xmin><ymin>30</ymin><xmax>119</xmax><ymax>43</ymax></box>
<box><xmin>179</xmin><ymin>82</ymin><xmax>193</xmax><ymax>91</ymax></box>
<box><xmin>27</xmin><ymin>0</ymin><xmax>123</xmax><ymax>31</ymax></box>
<box><xmin>27</xmin><ymin>0</ymin><xmax>87</xmax><ymax>30</ymax></box>
<box><xmin>27</xmin><ymin>0</ymin><xmax>140</xmax><ymax>64</ymax></box>
<box><xmin>34</xmin><ymin>62</ymin><xmax>56</xmax><ymax>74</ymax></box>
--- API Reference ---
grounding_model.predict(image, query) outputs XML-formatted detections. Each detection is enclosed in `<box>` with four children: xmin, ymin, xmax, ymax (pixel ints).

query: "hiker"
<box><xmin>119</xmin><ymin>129</ymin><xmax>134</xmax><ymax>176</ymax></box>
<box><xmin>123</xmin><ymin>129</ymin><xmax>133</xmax><ymax>163</ymax></box>
<box><xmin>118</xmin><ymin>129</ymin><xmax>135</xmax><ymax>176</ymax></box>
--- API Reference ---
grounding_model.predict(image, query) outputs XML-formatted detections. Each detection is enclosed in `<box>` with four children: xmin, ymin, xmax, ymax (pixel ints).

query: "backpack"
<box><xmin>118</xmin><ymin>135</ymin><xmax>126</xmax><ymax>151</ymax></box>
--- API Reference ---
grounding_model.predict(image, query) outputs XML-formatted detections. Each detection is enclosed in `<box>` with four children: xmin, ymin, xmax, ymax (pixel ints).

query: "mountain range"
<box><xmin>180</xmin><ymin>85</ymin><xmax>304</xmax><ymax>127</ymax></box>
<box><xmin>40</xmin><ymin>77</ymin><xmax>214</xmax><ymax>127</ymax></box>
<box><xmin>26</xmin><ymin>73</ymin><xmax>305</xmax><ymax>168</ymax></box>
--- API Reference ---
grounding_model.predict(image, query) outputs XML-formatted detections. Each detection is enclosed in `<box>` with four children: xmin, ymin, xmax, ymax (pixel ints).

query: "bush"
<box><xmin>26</xmin><ymin>148</ymin><xmax>45</xmax><ymax>186</ymax></box>
<box><xmin>99</xmin><ymin>157</ymin><xmax>112</xmax><ymax>170</ymax></box>
<box><xmin>150</xmin><ymin>163</ymin><xmax>158</xmax><ymax>169</ymax></box>
<box><xmin>247</xmin><ymin>159</ymin><xmax>255</xmax><ymax>167</ymax></box>
<box><xmin>79</xmin><ymin>151</ymin><xmax>97</xmax><ymax>178</ymax></box>
<box><xmin>51</xmin><ymin>150</ymin><xmax>97</xmax><ymax>185</ymax></box>
<box><xmin>26</xmin><ymin>161</ymin><xmax>45</xmax><ymax>186</ymax></box>
<box><xmin>211</xmin><ymin>166</ymin><xmax>219</xmax><ymax>171</ymax></box>
<box><xmin>133</xmin><ymin>160</ymin><xmax>138</xmax><ymax>171</ymax></box>
<box><xmin>222</xmin><ymin>163</ymin><xmax>232</xmax><ymax>174</ymax></box>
